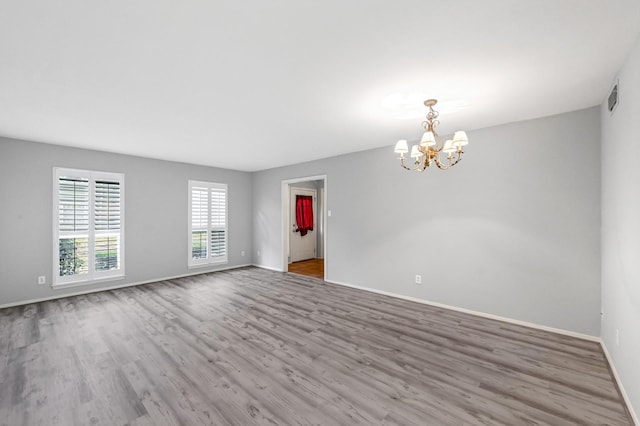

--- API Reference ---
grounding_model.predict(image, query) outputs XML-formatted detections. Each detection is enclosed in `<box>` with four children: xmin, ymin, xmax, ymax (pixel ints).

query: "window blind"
<box><xmin>54</xmin><ymin>169</ymin><xmax>124</xmax><ymax>286</ymax></box>
<box><xmin>58</xmin><ymin>178</ymin><xmax>89</xmax><ymax>232</ymax></box>
<box><xmin>58</xmin><ymin>177</ymin><xmax>90</xmax><ymax>277</ymax></box>
<box><xmin>94</xmin><ymin>180</ymin><xmax>121</xmax><ymax>272</ymax></box>
<box><xmin>189</xmin><ymin>181</ymin><xmax>228</xmax><ymax>266</ymax></box>
<box><xmin>210</xmin><ymin>188</ymin><xmax>227</xmax><ymax>258</ymax></box>
<box><xmin>191</xmin><ymin>186</ymin><xmax>209</xmax><ymax>260</ymax></box>
<box><xmin>95</xmin><ymin>180</ymin><xmax>121</xmax><ymax>231</ymax></box>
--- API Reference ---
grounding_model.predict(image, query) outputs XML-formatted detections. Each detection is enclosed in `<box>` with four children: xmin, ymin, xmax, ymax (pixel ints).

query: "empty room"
<box><xmin>1</xmin><ymin>1</ymin><xmax>640</xmax><ymax>425</ymax></box>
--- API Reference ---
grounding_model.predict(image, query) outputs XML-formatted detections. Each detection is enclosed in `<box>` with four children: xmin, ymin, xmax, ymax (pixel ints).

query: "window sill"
<box><xmin>52</xmin><ymin>275</ymin><xmax>125</xmax><ymax>290</ymax></box>
<box><xmin>188</xmin><ymin>260</ymin><xmax>229</xmax><ymax>269</ymax></box>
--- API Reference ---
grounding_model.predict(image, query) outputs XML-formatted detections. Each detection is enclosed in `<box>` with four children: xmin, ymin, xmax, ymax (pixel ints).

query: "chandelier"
<box><xmin>394</xmin><ymin>99</ymin><xmax>469</xmax><ymax>171</ymax></box>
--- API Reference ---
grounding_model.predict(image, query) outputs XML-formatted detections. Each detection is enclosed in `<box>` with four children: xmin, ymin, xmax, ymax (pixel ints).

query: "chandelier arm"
<box><xmin>423</xmin><ymin>155</ymin><xmax>431</xmax><ymax>171</ymax></box>
<box><xmin>400</xmin><ymin>155</ymin><xmax>424</xmax><ymax>171</ymax></box>
<box><xmin>452</xmin><ymin>150</ymin><xmax>463</xmax><ymax>166</ymax></box>
<box><xmin>399</xmin><ymin>156</ymin><xmax>412</xmax><ymax>170</ymax></box>
<box><xmin>433</xmin><ymin>151</ymin><xmax>463</xmax><ymax>170</ymax></box>
<box><xmin>416</xmin><ymin>156</ymin><xmax>430</xmax><ymax>171</ymax></box>
<box><xmin>433</xmin><ymin>154</ymin><xmax>448</xmax><ymax>170</ymax></box>
<box><xmin>431</xmin><ymin>132</ymin><xmax>446</xmax><ymax>152</ymax></box>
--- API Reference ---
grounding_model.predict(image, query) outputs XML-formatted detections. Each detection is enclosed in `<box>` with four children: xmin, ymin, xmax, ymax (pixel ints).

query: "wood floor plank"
<box><xmin>0</xmin><ymin>266</ymin><xmax>633</xmax><ymax>425</ymax></box>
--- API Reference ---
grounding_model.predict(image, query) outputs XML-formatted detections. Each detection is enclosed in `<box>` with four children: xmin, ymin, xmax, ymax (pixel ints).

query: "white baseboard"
<box><xmin>0</xmin><ymin>263</ymin><xmax>252</xmax><ymax>309</ymax></box>
<box><xmin>600</xmin><ymin>341</ymin><xmax>639</xmax><ymax>425</ymax></box>
<box><xmin>324</xmin><ymin>278</ymin><xmax>599</xmax><ymax>342</ymax></box>
<box><xmin>252</xmin><ymin>263</ymin><xmax>285</xmax><ymax>272</ymax></box>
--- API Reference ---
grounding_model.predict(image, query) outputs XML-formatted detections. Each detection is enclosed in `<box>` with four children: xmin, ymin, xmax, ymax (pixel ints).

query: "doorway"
<box><xmin>290</xmin><ymin>186</ymin><xmax>317</xmax><ymax>262</ymax></box>
<box><xmin>281</xmin><ymin>175</ymin><xmax>327</xmax><ymax>280</ymax></box>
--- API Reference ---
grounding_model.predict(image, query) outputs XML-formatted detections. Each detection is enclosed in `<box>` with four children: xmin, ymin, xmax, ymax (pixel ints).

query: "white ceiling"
<box><xmin>1</xmin><ymin>1</ymin><xmax>639</xmax><ymax>171</ymax></box>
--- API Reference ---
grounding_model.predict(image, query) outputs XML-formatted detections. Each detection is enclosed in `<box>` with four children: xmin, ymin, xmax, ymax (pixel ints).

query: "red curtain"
<box><xmin>295</xmin><ymin>195</ymin><xmax>314</xmax><ymax>236</ymax></box>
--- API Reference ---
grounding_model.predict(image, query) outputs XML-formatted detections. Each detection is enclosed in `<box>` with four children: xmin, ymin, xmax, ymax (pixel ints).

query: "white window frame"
<box><xmin>53</xmin><ymin>167</ymin><xmax>125</xmax><ymax>288</ymax></box>
<box><xmin>188</xmin><ymin>180</ymin><xmax>228</xmax><ymax>267</ymax></box>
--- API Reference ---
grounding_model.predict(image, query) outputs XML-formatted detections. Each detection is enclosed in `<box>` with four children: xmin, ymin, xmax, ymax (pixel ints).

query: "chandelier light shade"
<box><xmin>394</xmin><ymin>99</ymin><xmax>469</xmax><ymax>171</ymax></box>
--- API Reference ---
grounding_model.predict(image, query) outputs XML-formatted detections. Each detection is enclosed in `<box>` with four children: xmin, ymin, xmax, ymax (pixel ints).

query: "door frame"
<box><xmin>281</xmin><ymin>174</ymin><xmax>327</xmax><ymax>277</ymax></box>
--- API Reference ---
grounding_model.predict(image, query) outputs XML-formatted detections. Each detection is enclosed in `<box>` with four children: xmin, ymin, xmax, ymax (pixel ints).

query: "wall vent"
<box><xmin>608</xmin><ymin>80</ymin><xmax>619</xmax><ymax>114</ymax></box>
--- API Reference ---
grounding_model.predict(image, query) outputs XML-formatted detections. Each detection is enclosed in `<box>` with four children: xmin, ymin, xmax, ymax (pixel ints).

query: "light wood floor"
<box><xmin>288</xmin><ymin>258</ymin><xmax>324</xmax><ymax>280</ymax></box>
<box><xmin>0</xmin><ymin>267</ymin><xmax>632</xmax><ymax>425</ymax></box>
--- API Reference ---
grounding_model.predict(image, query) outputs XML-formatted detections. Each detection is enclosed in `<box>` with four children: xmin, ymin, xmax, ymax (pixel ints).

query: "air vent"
<box><xmin>608</xmin><ymin>80</ymin><xmax>619</xmax><ymax>113</ymax></box>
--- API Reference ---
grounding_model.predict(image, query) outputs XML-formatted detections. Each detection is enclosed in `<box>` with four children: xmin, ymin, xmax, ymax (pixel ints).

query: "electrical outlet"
<box><xmin>241</xmin><ymin>251</ymin><xmax>245</xmax><ymax>257</ymax></box>
<box><xmin>38</xmin><ymin>276</ymin><xmax>46</xmax><ymax>285</ymax></box>
<box><xmin>616</xmin><ymin>329</ymin><xmax>620</xmax><ymax>347</ymax></box>
<box><xmin>257</xmin><ymin>250</ymin><xmax>261</xmax><ymax>257</ymax></box>
<box><xmin>415</xmin><ymin>275</ymin><xmax>422</xmax><ymax>284</ymax></box>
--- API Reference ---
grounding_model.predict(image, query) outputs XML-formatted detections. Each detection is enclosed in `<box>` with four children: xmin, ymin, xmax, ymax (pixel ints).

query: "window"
<box><xmin>188</xmin><ymin>180</ymin><xmax>228</xmax><ymax>266</ymax></box>
<box><xmin>53</xmin><ymin>168</ymin><xmax>124</xmax><ymax>287</ymax></box>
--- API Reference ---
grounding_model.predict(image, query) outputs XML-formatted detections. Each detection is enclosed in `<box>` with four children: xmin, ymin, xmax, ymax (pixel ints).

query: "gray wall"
<box><xmin>253</xmin><ymin>107</ymin><xmax>601</xmax><ymax>336</ymax></box>
<box><xmin>0</xmin><ymin>137</ymin><xmax>253</xmax><ymax>306</ymax></box>
<box><xmin>601</xmin><ymin>34</ymin><xmax>640</xmax><ymax>418</ymax></box>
